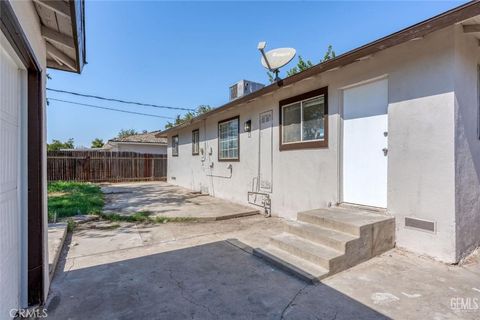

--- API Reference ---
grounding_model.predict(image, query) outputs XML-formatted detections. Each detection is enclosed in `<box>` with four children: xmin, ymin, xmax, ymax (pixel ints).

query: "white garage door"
<box><xmin>0</xmin><ymin>32</ymin><xmax>25</xmax><ymax>317</ymax></box>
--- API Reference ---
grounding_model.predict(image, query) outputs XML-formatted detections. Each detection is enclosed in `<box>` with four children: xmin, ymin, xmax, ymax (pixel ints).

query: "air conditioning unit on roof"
<box><xmin>229</xmin><ymin>80</ymin><xmax>264</xmax><ymax>101</ymax></box>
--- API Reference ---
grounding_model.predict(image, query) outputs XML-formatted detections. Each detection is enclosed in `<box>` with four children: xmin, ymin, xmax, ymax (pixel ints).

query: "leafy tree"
<box><xmin>47</xmin><ymin>138</ymin><xmax>75</xmax><ymax>151</ymax></box>
<box><xmin>91</xmin><ymin>138</ymin><xmax>104</xmax><ymax>148</ymax></box>
<box><xmin>322</xmin><ymin>44</ymin><xmax>336</xmax><ymax>62</ymax></box>
<box><xmin>285</xmin><ymin>56</ymin><xmax>314</xmax><ymax>77</ymax></box>
<box><xmin>267</xmin><ymin>45</ymin><xmax>336</xmax><ymax>82</ymax></box>
<box><xmin>117</xmin><ymin>129</ymin><xmax>138</xmax><ymax>139</ymax></box>
<box><xmin>165</xmin><ymin>105</ymin><xmax>213</xmax><ymax>129</ymax></box>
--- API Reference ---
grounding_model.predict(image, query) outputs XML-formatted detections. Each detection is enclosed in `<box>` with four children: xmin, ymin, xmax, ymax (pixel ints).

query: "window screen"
<box><xmin>172</xmin><ymin>135</ymin><xmax>179</xmax><ymax>156</ymax></box>
<box><xmin>192</xmin><ymin>129</ymin><xmax>199</xmax><ymax>155</ymax></box>
<box><xmin>218</xmin><ymin>117</ymin><xmax>239</xmax><ymax>160</ymax></box>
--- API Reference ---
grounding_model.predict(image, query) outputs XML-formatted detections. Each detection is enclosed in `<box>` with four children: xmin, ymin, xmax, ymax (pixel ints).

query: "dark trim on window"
<box><xmin>192</xmin><ymin>129</ymin><xmax>200</xmax><ymax>155</ymax></box>
<box><xmin>279</xmin><ymin>87</ymin><xmax>328</xmax><ymax>151</ymax></box>
<box><xmin>172</xmin><ymin>135</ymin><xmax>179</xmax><ymax>157</ymax></box>
<box><xmin>218</xmin><ymin>115</ymin><xmax>240</xmax><ymax>162</ymax></box>
<box><xmin>1</xmin><ymin>0</ymin><xmax>45</xmax><ymax>306</ymax></box>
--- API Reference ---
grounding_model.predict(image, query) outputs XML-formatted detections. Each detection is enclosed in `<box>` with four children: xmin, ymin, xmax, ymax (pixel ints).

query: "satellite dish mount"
<box><xmin>258</xmin><ymin>41</ymin><xmax>296</xmax><ymax>82</ymax></box>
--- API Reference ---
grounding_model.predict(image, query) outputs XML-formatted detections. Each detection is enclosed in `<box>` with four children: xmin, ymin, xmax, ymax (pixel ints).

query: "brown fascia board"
<box><xmin>160</xmin><ymin>0</ymin><xmax>480</xmax><ymax>135</ymax></box>
<box><xmin>69</xmin><ymin>0</ymin><xmax>86</xmax><ymax>73</ymax></box>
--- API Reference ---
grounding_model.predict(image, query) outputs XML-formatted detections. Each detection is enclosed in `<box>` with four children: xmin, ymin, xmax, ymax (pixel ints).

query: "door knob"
<box><xmin>382</xmin><ymin>148</ymin><xmax>388</xmax><ymax>156</ymax></box>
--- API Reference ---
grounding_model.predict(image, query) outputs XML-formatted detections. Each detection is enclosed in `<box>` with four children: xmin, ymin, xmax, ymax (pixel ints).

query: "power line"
<box><xmin>46</xmin><ymin>88</ymin><xmax>195</xmax><ymax>112</ymax></box>
<box><xmin>47</xmin><ymin>98</ymin><xmax>175</xmax><ymax>119</ymax></box>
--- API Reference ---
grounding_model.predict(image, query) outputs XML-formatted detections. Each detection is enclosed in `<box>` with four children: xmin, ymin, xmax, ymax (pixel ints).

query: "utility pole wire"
<box><xmin>47</xmin><ymin>98</ymin><xmax>175</xmax><ymax>119</ymax></box>
<box><xmin>46</xmin><ymin>88</ymin><xmax>195</xmax><ymax>112</ymax></box>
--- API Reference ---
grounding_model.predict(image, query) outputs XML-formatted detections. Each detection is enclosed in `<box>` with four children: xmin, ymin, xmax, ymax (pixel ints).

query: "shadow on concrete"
<box><xmin>46</xmin><ymin>240</ymin><xmax>389</xmax><ymax>320</ymax></box>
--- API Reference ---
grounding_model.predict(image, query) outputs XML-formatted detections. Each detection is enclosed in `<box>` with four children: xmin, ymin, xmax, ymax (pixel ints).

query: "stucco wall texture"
<box><xmin>166</xmin><ymin>26</ymin><xmax>479</xmax><ymax>263</ymax></box>
<box><xmin>453</xmin><ymin>25</ymin><xmax>480</xmax><ymax>262</ymax></box>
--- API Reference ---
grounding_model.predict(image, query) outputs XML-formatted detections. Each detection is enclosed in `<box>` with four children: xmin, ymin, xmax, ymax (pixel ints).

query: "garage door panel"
<box><xmin>0</xmin><ymin>44</ymin><xmax>20</xmax><ymax>124</ymax></box>
<box><xmin>0</xmin><ymin>190</ymin><xmax>20</xmax><ymax>316</ymax></box>
<box><xmin>0</xmin><ymin>32</ymin><xmax>22</xmax><ymax>318</ymax></box>
<box><xmin>0</xmin><ymin>120</ymin><xmax>18</xmax><ymax>192</ymax></box>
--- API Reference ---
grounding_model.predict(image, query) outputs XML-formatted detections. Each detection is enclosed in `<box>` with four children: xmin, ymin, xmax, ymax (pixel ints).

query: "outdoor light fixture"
<box><xmin>244</xmin><ymin>120</ymin><xmax>252</xmax><ymax>133</ymax></box>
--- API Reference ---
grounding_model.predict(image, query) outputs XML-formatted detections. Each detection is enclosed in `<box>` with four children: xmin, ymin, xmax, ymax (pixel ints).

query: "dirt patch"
<box><xmin>49</xmin><ymin>192</ymin><xmax>68</xmax><ymax>197</ymax></box>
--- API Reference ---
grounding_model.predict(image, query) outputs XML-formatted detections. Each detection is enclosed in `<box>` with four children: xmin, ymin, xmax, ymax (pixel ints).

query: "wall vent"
<box><xmin>405</xmin><ymin>217</ymin><xmax>436</xmax><ymax>233</ymax></box>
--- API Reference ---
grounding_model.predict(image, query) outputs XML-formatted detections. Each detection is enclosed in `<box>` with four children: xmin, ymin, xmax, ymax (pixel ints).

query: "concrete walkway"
<box><xmin>46</xmin><ymin>216</ymin><xmax>480</xmax><ymax>319</ymax></box>
<box><xmin>101</xmin><ymin>181</ymin><xmax>259</xmax><ymax>220</ymax></box>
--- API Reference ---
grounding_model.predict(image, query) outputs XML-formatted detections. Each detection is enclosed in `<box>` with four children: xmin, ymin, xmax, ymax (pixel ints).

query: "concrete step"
<box><xmin>253</xmin><ymin>246</ymin><xmax>329</xmax><ymax>283</ymax></box>
<box><xmin>48</xmin><ymin>223</ymin><xmax>68</xmax><ymax>280</ymax></box>
<box><xmin>270</xmin><ymin>233</ymin><xmax>343</xmax><ymax>270</ymax></box>
<box><xmin>256</xmin><ymin>206</ymin><xmax>395</xmax><ymax>283</ymax></box>
<box><xmin>287</xmin><ymin>221</ymin><xmax>358</xmax><ymax>252</ymax></box>
<box><xmin>297</xmin><ymin>207</ymin><xmax>393</xmax><ymax>236</ymax></box>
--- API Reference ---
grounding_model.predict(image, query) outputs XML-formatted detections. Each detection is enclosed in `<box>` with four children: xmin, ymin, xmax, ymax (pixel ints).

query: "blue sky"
<box><xmin>47</xmin><ymin>0</ymin><xmax>465</xmax><ymax>147</ymax></box>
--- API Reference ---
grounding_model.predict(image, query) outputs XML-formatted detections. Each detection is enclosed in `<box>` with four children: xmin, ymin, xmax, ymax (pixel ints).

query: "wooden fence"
<box><xmin>47</xmin><ymin>151</ymin><xmax>167</xmax><ymax>182</ymax></box>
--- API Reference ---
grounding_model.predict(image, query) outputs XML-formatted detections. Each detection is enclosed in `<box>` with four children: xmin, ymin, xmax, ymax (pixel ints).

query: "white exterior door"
<box><xmin>258</xmin><ymin>110</ymin><xmax>273</xmax><ymax>192</ymax></box>
<box><xmin>0</xmin><ymin>32</ymin><xmax>25</xmax><ymax>316</ymax></box>
<box><xmin>342</xmin><ymin>78</ymin><xmax>388</xmax><ymax>208</ymax></box>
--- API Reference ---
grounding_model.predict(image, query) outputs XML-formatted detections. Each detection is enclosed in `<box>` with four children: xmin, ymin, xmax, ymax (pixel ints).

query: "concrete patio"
<box><xmin>101</xmin><ymin>181</ymin><xmax>260</xmax><ymax>221</ymax></box>
<box><xmin>45</xmin><ymin>216</ymin><xmax>480</xmax><ymax>319</ymax></box>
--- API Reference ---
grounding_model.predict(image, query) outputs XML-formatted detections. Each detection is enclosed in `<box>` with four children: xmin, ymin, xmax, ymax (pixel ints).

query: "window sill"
<box><xmin>218</xmin><ymin>158</ymin><xmax>240</xmax><ymax>162</ymax></box>
<box><xmin>279</xmin><ymin>140</ymin><xmax>328</xmax><ymax>151</ymax></box>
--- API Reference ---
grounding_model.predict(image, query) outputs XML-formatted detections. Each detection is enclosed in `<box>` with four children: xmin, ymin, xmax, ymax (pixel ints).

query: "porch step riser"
<box><xmin>298</xmin><ymin>212</ymin><xmax>360</xmax><ymax>236</ymax></box>
<box><xmin>287</xmin><ymin>224</ymin><xmax>350</xmax><ymax>252</ymax></box>
<box><xmin>270</xmin><ymin>237</ymin><xmax>332</xmax><ymax>270</ymax></box>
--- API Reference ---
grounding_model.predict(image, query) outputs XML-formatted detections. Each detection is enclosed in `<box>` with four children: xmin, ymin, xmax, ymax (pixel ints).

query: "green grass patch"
<box><xmin>100</xmin><ymin>211</ymin><xmax>197</xmax><ymax>224</ymax></box>
<box><xmin>48</xmin><ymin>181</ymin><xmax>104</xmax><ymax>222</ymax></box>
<box><xmin>48</xmin><ymin>181</ymin><xmax>198</xmax><ymax>226</ymax></box>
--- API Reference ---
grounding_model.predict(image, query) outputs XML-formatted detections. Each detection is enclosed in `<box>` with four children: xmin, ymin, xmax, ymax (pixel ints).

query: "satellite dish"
<box><xmin>258</xmin><ymin>42</ymin><xmax>296</xmax><ymax>81</ymax></box>
<box><xmin>261</xmin><ymin>48</ymin><xmax>296</xmax><ymax>70</ymax></box>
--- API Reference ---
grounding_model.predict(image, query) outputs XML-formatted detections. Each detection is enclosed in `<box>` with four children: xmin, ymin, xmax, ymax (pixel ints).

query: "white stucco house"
<box><xmin>103</xmin><ymin>131</ymin><xmax>167</xmax><ymax>154</ymax></box>
<box><xmin>162</xmin><ymin>2</ymin><xmax>480</xmax><ymax>265</ymax></box>
<box><xmin>0</xmin><ymin>0</ymin><xmax>86</xmax><ymax>317</ymax></box>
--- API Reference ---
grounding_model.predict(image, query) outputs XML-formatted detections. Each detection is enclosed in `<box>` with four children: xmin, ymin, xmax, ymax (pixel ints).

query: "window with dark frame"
<box><xmin>192</xmin><ymin>129</ymin><xmax>199</xmax><ymax>155</ymax></box>
<box><xmin>279</xmin><ymin>87</ymin><xmax>328</xmax><ymax>150</ymax></box>
<box><xmin>218</xmin><ymin>116</ymin><xmax>240</xmax><ymax>161</ymax></box>
<box><xmin>172</xmin><ymin>135</ymin><xmax>179</xmax><ymax>156</ymax></box>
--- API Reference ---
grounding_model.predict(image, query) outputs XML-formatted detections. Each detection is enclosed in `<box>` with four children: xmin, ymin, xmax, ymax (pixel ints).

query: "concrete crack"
<box><xmin>63</xmin><ymin>257</ymin><xmax>76</xmax><ymax>281</ymax></box>
<box><xmin>279</xmin><ymin>284</ymin><xmax>309</xmax><ymax>320</ymax></box>
<box><xmin>330</xmin><ymin>310</ymin><xmax>338</xmax><ymax>320</ymax></box>
<box><xmin>167</xmin><ymin>268</ymin><xmax>219</xmax><ymax>320</ymax></box>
